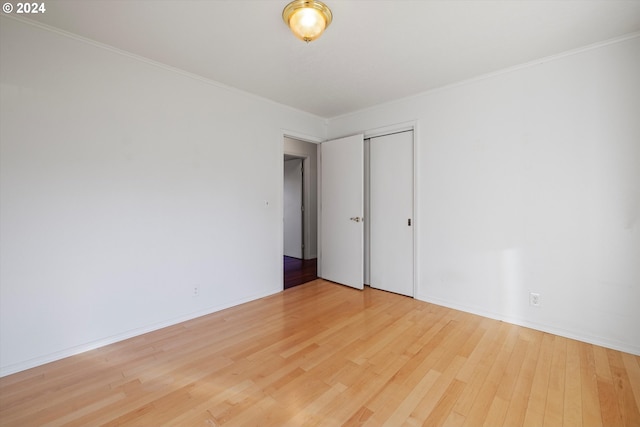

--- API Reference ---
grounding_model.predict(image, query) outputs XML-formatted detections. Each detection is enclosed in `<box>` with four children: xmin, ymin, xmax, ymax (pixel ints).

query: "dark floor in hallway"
<box><xmin>284</xmin><ymin>256</ymin><xmax>317</xmax><ymax>289</ymax></box>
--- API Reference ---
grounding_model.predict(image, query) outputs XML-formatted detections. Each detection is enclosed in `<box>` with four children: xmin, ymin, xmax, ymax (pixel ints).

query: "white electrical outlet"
<box><xmin>529</xmin><ymin>292</ymin><xmax>540</xmax><ymax>307</ymax></box>
<box><xmin>193</xmin><ymin>287</ymin><xmax>199</xmax><ymax>297</ymax></box>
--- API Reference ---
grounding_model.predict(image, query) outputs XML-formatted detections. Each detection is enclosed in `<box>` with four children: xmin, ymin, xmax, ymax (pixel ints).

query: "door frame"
<box><xmin>280</xmin><ymin>130</ymin><xmax>323</xmax><ymax>288</ymax></box>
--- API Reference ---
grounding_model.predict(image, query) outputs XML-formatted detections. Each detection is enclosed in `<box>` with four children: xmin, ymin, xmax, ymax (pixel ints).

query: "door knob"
<box><xmin>350</xmin><ymin>217</ymin><xmax>362</xmax><ymax>222</ymax></box>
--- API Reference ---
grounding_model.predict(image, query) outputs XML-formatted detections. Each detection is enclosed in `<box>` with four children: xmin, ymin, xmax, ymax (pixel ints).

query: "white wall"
<box><xmin>284</xmin><ymin>137</ymin><xmax>319</xmax><ymax>259</ymax></box>
<box><xmin>283</xmin><ymin>158</ymin><xmax>303</xmax><ymax>258</ymax></box>
<box><xmin>329</xmin><ymin>35</ymin><xmax>640</xmax><ymax>355</ymax></box>
<box><xmin>0</xmin><ymin>17</ymin><xmax>326</xmax><ymax>376</ymax></box>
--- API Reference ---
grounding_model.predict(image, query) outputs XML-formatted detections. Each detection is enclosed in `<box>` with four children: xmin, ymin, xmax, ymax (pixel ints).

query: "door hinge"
<box><xmin>408</xmin><ymin>218</ymin><xmax>412</xmax><ymax>226</ymax></box>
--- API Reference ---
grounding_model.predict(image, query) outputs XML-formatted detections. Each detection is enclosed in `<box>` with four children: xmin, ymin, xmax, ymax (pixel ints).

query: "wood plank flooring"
<box><xmin>284</xmin><ymin>256</ymin><xmax>317</xmax><ymax>289</ymax></box>
<box><xmin>1</xmin><ymin>279</ymin><xmax>639</xmax><ymax>426</ymax></box>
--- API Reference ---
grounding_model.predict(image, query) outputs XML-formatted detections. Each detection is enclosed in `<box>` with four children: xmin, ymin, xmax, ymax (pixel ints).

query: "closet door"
<box><xmin>369</xmin><ymin>131</ymin><xmax>414</xmax><ymax>296</ymax></box>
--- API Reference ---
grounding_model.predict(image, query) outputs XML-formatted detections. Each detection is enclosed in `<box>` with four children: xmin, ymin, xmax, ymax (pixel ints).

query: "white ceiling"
<box><xmin>24</xmin><ymin>0</ymin><xmax>640</xmax><ymax>118</ymax></box>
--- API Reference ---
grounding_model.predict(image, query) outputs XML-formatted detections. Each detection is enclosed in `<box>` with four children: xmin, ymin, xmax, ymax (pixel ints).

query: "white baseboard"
<box><xmin>0</xmin><ymin>287</ymin><xmax>281</xmax><ymax>377</ymax></box>
<box><xmin>416</xmin><ymin>293</ymin><xmax>640</xmax><ymax>356</ymax></box>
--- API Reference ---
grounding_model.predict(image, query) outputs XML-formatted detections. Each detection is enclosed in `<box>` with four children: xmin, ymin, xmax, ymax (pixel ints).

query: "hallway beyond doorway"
<box><xmin>284</xmin><ymin>256</ymin><xmax>317</xmax><ymax>289</ymax></box>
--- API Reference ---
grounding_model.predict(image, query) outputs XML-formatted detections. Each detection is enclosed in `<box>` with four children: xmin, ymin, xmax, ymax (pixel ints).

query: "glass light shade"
<box><xmin>289</xmin><ymin>8</ymin><xmax>326</xmax><ymax>42</ymax></box>
<box><xmin>283</xmin><ymin>0</ymin><xmax>333</xmax><ymax>42</ymax></box>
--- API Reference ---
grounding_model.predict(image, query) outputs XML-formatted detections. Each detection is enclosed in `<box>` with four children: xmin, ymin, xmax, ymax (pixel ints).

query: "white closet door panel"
<box><xmin>370</xmin><ymin>131</ymin><xmax>413</xmax><ymax>296</ymax></box>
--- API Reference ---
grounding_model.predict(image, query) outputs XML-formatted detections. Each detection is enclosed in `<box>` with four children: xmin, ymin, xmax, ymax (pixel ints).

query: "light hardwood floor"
<box><xmin>1</xmin><ymin>279</ymin><xmax>639</xmax><ymax>426</ymax></box>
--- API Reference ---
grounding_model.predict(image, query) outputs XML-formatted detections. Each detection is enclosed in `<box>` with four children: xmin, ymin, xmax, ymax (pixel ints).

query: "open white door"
<box><xmin>283</xmin><ymin>158</ymin><xmax>303</xmax><ymax>259</ymax></box>
<box><xmin>320</xmin><ymin>134</ymin><xmax>364</xmax><ymax>290</ymax></box>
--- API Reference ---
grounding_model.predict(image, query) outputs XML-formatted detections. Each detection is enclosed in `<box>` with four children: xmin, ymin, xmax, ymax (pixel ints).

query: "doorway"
<box><xmin>283</xmin><ymin>137</ymin><xmax>319</xmax><ymax>289</ymax></box>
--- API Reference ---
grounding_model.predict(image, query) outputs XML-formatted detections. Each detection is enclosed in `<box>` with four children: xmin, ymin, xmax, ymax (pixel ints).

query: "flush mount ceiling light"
<box><xmin>282</xmin><ymin>0</ymin><xmax>333</xmax><ymax>43</ymax></box>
